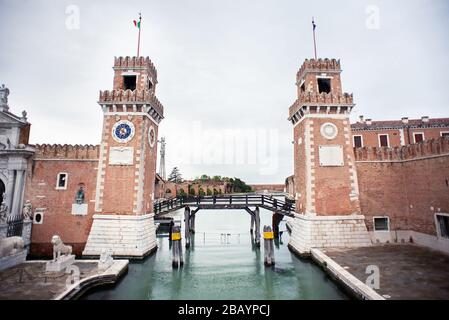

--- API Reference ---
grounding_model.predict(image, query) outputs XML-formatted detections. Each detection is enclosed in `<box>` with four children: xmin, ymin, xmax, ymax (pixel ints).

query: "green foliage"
<box><xmin>206</xmin><ymin>188</ymin><xmax>212</xmax><ymax>196</ymax></box>
<box><xmin>168</xmin><ymin>167</ymin><xmax>183</xmax><ymax>183</ymax></box>
<box><xmin>178</xmin><ymin>188</ymin><xmax>186</xmax><ymax>196</ymax></box>
<box><xmin>188</xmin><ymin>187</ymin><xmax>195</xmax><ymax>195</ymax></box>
<box><xmin>198</xmin><ymin>187</ymin><xmax>205</xmax><ymax>196</ymax></box>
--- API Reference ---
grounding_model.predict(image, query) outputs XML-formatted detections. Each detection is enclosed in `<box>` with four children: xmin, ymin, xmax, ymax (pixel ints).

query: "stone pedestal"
<box><xmin>22</xmin><ymin>220</ymin><xmax>32</xmax><ymax>247</ymax></box>
<box><xmin>0</xmin><ymin>223</ymin><xmax>7</xmax><ymax>240</ymax></box>
<box><xmin>0</xmin><ymin>250</ymin><xmax>26</xmax><ymax>271</ymax></box>
<box><xmin>45</xmin><ymin>254</ymin><xmax>75</xmax><ymax>272</ymax></box>
<box><xmin>288</xmin><ymin>214</ymin><xmax>372</xmax><ymax>257</ymax></box>
<box><xmin>82</xmin><ymin>213</ymin><xmax>157</xmax><ymax>258</ymax></box>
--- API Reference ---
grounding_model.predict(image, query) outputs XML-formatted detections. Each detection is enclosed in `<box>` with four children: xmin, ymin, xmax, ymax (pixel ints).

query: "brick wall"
<box><xmin>250</xmin><ymin>184</ymin><xmax>285</xmax><ymax>192</ymax></box>
<box><xmin>355</xmin><ymin>137</ymin><xmax>449</xmax><ymax>236</ymax></box>
<box><xmin>26</xmin><ymin>144</ymin><xmax>99</xmax><ymax>257</ymax></box>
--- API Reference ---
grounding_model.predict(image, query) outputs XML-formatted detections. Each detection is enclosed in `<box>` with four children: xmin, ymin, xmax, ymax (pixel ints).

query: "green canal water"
<box><xmin>82</xmin><ymin>208</ymin><xmax>348</xmax><ymax>300</ymax></box>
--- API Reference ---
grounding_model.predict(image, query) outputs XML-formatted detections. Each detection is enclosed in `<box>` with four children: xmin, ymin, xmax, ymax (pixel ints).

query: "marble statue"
<box><xmin>0</xmin><ymin>84</ymin><xmax>9</xmax><ymax>105</ymax></box>
<box><xmin>22</xmin><ymin>200</ymin><xmax>33</xmax><ymax>221</ymax></box>
<box><xmin>0</xmin><ymin>199</ymin><xmax>8</xmax><ymax>224</ymax></box>
<box><xmin>0</xmin><ymin>236</ymin><xmax>24</xmax><ymax>258</ymax></box>
<box><xmin>0</xmin><ymin>136</ymin><xmax>10</xmax><ymax>150</ymax></box>
<box><xmin>98</xmin><ymin>248</ymin><xmax>114</xmax><ymax>270</ymax></box>
<box><xmin>51</xmin><ymin>235</ymin><xmax>73</xmax><ymax>261</ymax></box>
<box><xmin>75</xmin><ymin>186</ymin><xmax>85</xmax><ymax>204</ymax></box>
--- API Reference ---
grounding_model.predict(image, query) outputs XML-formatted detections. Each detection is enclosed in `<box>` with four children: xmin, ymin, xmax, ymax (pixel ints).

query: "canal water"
<box><xmin>82</xmin><ymin>208</ymin><xmax>348</xmax><ymax>300</ymax></box>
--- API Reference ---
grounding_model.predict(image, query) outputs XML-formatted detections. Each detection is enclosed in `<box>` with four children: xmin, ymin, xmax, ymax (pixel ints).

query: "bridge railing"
<box><xmin>154</xmin><ymin>194</ymin><xmax>295</xmax><ymax>215</ymax></box>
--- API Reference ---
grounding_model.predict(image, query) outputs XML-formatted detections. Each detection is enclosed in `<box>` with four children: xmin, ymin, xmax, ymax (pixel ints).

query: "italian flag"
<box><xmin>133</xmin><ymin>19</ymin><xmax>141</xmax><ymax>29</ymax></box>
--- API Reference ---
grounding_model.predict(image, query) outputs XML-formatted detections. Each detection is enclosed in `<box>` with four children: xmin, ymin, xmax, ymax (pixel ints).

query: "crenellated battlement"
<box><xmin>288</xmin><ymin>92</ymin><xmax>354</xmax><ymax>123</ymax></box>
<box><xmin>34</xmin><ymin>144</ymin><xmax>100</xmax><ymax>160</ymax></box>
<box><xmin>297</xmin><ymin>58</ymin><xmax>341</xmax><ymax>81</ymax></box>
<box><xmin>354</xmin><ymin>137</ymin><xmax>449</xmax><ymax>162</ymax></box>
<box><xmin>99</xmin><ymin>89</ymin><xmax>164</xmax><ymax>117</ymax></box>
<box><xmin>298</xmin><ymin>91</ymin><xmax>353</xmax><ymax>105</ymax></box>
<box><xmin>114</xmin><ymin>56</ymin><xmax>157</xmax><ymax>80</ymax></box>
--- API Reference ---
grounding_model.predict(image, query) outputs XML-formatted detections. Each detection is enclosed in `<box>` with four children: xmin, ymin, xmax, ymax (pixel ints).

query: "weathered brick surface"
<box><xmin>356</xmin><ymin>137</ymin><xmax>449</xmax><ymax>236</ymax></box>
<box><xmin>25</xmin><ymin>147</ymin><xmax>99</xmax><ymax>256</ymax></box>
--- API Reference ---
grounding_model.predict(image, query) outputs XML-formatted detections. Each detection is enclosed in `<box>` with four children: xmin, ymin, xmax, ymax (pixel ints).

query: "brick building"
<box><xmin>24</xmin><ymin>56</ymin><xmax>164</xmax><ymax>258</ymax></box>
<box><xmin>286</xmin><ymin>58</ymin><xmax>449</xmax><ymax>255</ymax></box>
<box><xmin>351</xmin><ymin>116</ymin><xmax>449</xmax><ymax>148</ymax></box>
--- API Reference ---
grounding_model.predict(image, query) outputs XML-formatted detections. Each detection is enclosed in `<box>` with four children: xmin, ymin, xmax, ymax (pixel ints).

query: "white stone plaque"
<box><xmin>72</xmin><ymin>203</ymin><xmax>88</xmax><ymax>215</ymax></box>
<box><xmin>319</xmin><ymin>145</ymin><xmax>344</xmax><ymax>166</ymax></box>
<box><xmin>109</xmin><ymin>147</ymin><xmax>134</xmax><ymax>165</ymax></box>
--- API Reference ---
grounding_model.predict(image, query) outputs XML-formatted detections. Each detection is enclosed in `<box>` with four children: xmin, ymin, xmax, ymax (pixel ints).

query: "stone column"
<box><xmin>11</xmin><ymin>170</ymin><xmax>25</xmax><ymax>217</ymax></box>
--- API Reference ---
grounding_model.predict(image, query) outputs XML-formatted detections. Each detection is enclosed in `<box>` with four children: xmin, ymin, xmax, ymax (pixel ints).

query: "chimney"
<box><xmin>401</xmin><ymin>117</ymin><xmax>409</xmax><ymax>124</ymax></box>
<box><xmin>365</xmin><ymin>118</ymin><xmax>372</xmax><ymax>125</ymax></box>
<box><xmin>421</xmin><ymin>116</ymin><xmax>429</xmax><ymax>123</ymax></box>
<box><xmin>359</xmin><ymin>115</ymin><xmax>364</xmax><ymax>123</ymax></box>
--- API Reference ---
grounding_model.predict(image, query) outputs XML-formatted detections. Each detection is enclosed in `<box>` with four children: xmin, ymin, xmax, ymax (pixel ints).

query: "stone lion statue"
<box><xmin>0</xmin><ymin>236</ymin><xmax>24</xmax><ymax>258</ymax></box>
<box><xmin>51</xmin><ymin>235</ymin><xmax>72</xmax><ymax>261</ymax></box>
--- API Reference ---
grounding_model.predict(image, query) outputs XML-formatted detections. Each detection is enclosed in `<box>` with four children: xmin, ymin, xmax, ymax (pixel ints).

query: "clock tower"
<box><xmin>83</xmin><ymin>56</ymin><xmax>164</xmax><ymax>258</ymax></box>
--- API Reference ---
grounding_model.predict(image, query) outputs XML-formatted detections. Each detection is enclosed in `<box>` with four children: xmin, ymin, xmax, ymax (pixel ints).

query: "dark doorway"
<box><xmin>0</xmin><ymin>179</ymin><xmax>5</xmax><ymax>204</ymax></box>
<box><xmin>317</xmin><ymin>78</ymin><xmax>331</xmax><ymax>94</ymax></box>
<box><xmin>123</xmin><ymin>75</ymin><xmax>137</xmax><ymax>91</ymax></box>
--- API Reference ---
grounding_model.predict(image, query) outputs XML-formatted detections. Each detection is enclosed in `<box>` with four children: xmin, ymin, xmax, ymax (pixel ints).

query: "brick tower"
<box><xmin>83</xmin><ymin>56</ymin><xmax>164</xmax><ymax>258</ymax></box>
<box><xmin>287</xmin><ymin>58</ymin><xmax>371</xmax><ymax>256</ymax></box>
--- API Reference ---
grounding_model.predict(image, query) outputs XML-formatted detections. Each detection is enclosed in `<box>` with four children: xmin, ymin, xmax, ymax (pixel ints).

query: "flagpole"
<box><xmin>137</xmin><ymin>13</ymin><xmax>142</xmax><ymax>57</ymax></box>
<box><xmin>312</xmin><ymin>17</ymin><xmax>317</xmax><ymax>60</ymax></box>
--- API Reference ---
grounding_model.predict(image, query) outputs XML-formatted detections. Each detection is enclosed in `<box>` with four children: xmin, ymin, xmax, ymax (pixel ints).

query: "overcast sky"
<box><xmin>1</xmin><ymin>0</ymin><xmax>448</xmax><ymax>183</ymax></box>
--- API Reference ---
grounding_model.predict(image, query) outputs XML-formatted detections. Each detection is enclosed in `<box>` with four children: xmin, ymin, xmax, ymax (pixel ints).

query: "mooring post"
<box><xmin>263</xmin><ymin>225</ymin><xmax>275</xmax><ymax>266</ymax></box>
<box><xmin>190</xmin><ymin>212</ymin><xmax>196</xmax><ymax>234</ymax></box>
<box><xmin>172</xmin><ymin>226</ymin><xmax>183</xmax><ymax>268</ymax></box>
<box><xmin>255</xmin><ymin>206</ymin><xmax>261</xmax><ymax>247</ymax></box>
<box><xmin>250</xmin><ymin>213</ymin><xmax>255</xmax><ymax>233</ymax></box>
<box><xmin>272</xmin><ymin>212</ymin><xmax>283</xmax><ymax>238</ymax></box>
<box><xmin>184</xmin><ymin>206</ymin><xmax>191</xmax><ymax>248</ymax></box>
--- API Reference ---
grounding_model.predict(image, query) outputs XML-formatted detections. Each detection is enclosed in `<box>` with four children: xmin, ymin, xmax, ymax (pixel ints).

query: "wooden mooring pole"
<box><xmin>184</xmin><ymin>206</ymin><xmax>191</xmax><ymax>248</ymax></box>
<box><xmin>263</xmin><ymin>225</ymin><xmax>275</xmax><ymax>266</ymax></box>
<box><xmin>171</xmin><ymin>226</ymin><xmax>183</xmax><ymax>268</ymax></box>
<box><xmin>255</xmin><ymin>206</ymin><xmax>261</xmax><ymax>247</ymax></box>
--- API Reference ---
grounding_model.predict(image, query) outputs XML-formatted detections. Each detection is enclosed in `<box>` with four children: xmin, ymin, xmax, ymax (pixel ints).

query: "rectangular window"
<box><xmin>413</xmin><ymin>132</ymin><xmax>424</xmax><ymax>143</ymax></box>
<box><xmin>353</xmin><ymin>135</ymin><xmax>363</xmax><ymax>148</ymax></box>
<box><xmin>374</xmin><ymin>217</ymin><xmax>389</xmax><ymax>231</ymax></box>
<box><xmin>436</xmin><ymin>215</ymin><xmax>449</xmax><ymax>239</ymax></box>
<box><xmin>317</xmin><ymin>78</ymin><xmax>331</xmax><ymax>94</ymax></box>
<box><xmin>123</xmin><ymin>75</ymin><xmax>137</xmax><ymax>91</ymax></box>
<box><xmin>378</xmin><ymin>134</ymin><xmax>389</xmax><ymax>147</ymax></box>
<box><xmin>441</xmin><ymin>132</ymin><xmax>449</xmax><ymax>138</ymax></box>
<box><xmin>56</xmin><ymin>173</ymin><xmax>68</xmax><ymax>190</ymax></box>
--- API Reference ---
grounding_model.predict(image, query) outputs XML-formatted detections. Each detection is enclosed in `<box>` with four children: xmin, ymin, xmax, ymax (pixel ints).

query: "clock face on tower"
<box><xmin>112</xmin><ymin>120</ymin><xmax>135</xmax><ymax>143</ymax></box>
<box><xmin>148</xmin><ymin>125</ymin><xmax>156</xmax><ymax>148</ymax></box>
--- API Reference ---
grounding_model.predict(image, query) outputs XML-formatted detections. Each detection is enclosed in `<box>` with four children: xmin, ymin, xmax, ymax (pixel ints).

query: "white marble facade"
<box><xmin>0</xmin><ymin>84</ymin><xmax>35</xmax><ymax>240</ymax></box>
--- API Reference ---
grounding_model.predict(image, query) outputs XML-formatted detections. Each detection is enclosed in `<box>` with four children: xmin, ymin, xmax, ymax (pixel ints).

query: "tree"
<box><xmin>206</xmin><ymin>188</ymin><xmax>212</xmax><ymax>196</ymax></box>
<box><xmin>178</xmin><ymin>188</ymin><xmax>186</xmax><ymax>197</ymax></box>
<box><xmin>168</xmin><ymin>167</ymin><xmax>183</xmax><ymax>183</ymax></box>
<box><xmin>198</xmin><ymin>187</ymin><xmax>205</xmax><ymax>196</ymax></box>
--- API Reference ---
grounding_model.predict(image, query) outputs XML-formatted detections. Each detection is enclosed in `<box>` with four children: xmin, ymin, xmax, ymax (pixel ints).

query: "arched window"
<box><xmin>56</xmin><ymin>172</ymin><xmax>68</xmax><ymax>190</ymax></box>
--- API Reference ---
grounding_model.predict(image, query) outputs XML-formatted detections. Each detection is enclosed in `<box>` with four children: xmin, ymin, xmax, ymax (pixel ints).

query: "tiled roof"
<box><xmin>351</xmin><ymin>118</ymin><xmax>449</xmax><ymax>130</ymax></box>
